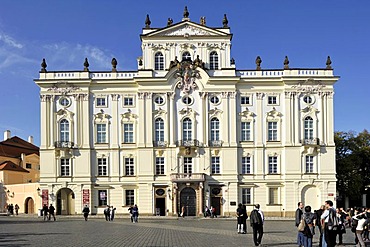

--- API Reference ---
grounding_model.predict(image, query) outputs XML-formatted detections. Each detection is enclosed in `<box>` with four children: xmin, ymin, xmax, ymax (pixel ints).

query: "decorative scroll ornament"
<box><xmin>161</xmin><ymin>24</ymin><xmax>213</xmax><ymax>36</ymax></box>
<box><xmin>175</xmin><ymin>61</ymin><xmax>200</xmax><ymax>94</ymax></box>
<box><xmin>292</xmin><ymin>78</ymin><xmax>325</xmax><ymax>93</ymax></box>
<box><xmin>47</xmin><ymin>82</ymin><xmax>80</xmax><ymax>95</ymax></box>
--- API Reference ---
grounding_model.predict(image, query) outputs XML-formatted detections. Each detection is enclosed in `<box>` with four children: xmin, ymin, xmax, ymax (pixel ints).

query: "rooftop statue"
<box><xmin>223</xmin><ymin>14</ymin><xmax>229</xmax><ymax>28</ymax></box>
<box><xmin>169</xmin><ymin>56</ymin><xmax>180</xmax><ymax>70</ymax></box>
<box><xmin>145</xmin><ymin>14</ymin><xmax>151</xmax><ymax>28</ymax></box>
<box><xmin>326</xmin><ymin>56</ymin><xmax>332</xmax><ymax>69</ymax></box>
<box><xmin>256</xmin><ymin>56</ymin><xmax>262</xmax><ymax>70</ymax></box>
<box><xmin>284</xmin><ymin>56</ymin><xmax>289</xmax><ymax>69</ymax></box>
<box><xmin>183</xmin><ymin>6</ymin><xmax>189</xmax><ymax>19</ymax></box>
<box><xmin>167</xmin><ymin>18</ymin><xmax>173</xmax><ymax>26</ymax></box>
<box><xmin>111</xmin><ymin>58</ymin><xmax>118</xmax><ymax>72</ymax></box>
<box><xmin>200</xmin><ymin>16</ymin><xmax>206</xmax><ymax>26</ymax></box>
<box><xmin>40</xmin><ymin>58</ymin><xmax>47</xmax><ymax>72</ymax></box>
<box><xmin>193</xmin><ymin>55</ymin><xmax>205</xmax><ymax>69</ymax></box>
<box><xmin>84</xmin><ymin>58</ymin><xmax>89</xmax><ymax>71</ymax></box>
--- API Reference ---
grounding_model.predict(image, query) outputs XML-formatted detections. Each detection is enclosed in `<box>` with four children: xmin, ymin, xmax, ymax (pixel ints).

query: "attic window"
<box><xmin>26</xmin><ymin>163</ymin><xmax>32</xmax><ymax>169</ymax></box>
<box><xmin>182</xmin><ymin>52</ymin><xmax>191</xmax><ymax>62</ymax></box>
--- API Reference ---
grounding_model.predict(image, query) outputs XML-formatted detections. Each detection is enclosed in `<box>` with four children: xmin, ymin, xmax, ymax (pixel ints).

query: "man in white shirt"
<box><xmin>320</xmin><ymin>200</ymin><xmax>337</xmax><ymax>247</ymax></box>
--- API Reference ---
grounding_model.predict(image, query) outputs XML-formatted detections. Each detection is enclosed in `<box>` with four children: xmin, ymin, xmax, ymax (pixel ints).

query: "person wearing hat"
<box><xmin>250</xmin><ymin>204</ymin><xmax>264</xmax><ymax>246</ymax></box>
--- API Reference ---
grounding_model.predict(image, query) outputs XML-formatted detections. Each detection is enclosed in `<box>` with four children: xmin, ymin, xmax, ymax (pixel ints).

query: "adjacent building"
<box><xmin>34</xmin><ymin>8</ymin><xmax>339</xmax><ymax>216</ymax></box>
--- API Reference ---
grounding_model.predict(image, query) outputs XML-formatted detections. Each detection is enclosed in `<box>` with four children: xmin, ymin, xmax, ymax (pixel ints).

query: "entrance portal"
<box><xmin>155</xmin><ymin>198</ymin><xmax>166</xmax><ymax>216</ymax></box>
<box><xmin>56</xmin><ymin>188</ymin><xmax>75</xmax><ymax>215</ymax></box>
<box><xmin>211</xmin><ymin>197</ymin><xmax>221</xmax><ymax>216</ymax></box>
<box><xmin>180</xmin><ymin>187</ymin><xmax>196</xmax><ymax>216</ymax></box>
<box><xmin>24</xmin><ymin>197</ymin><xmax>34</xmax><ymax>214</ymax></box>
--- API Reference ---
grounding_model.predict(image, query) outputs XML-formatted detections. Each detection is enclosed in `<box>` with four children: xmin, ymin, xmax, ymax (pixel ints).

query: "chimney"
<box><xmin>28</xmin><ymin>136</ymin><xmax>34</xmax><ymax>144</ymax></box>
<box><xmin>3</xmin><ymin>130</ymin><xmax>11</xmax><ymax>141</ymax></box>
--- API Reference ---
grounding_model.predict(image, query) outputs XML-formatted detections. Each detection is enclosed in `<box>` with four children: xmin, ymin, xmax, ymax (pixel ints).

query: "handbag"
<box><xmin>298</xmin><ymin>217</ymin><xmax>306</xmax><ymax>232</ymax></box>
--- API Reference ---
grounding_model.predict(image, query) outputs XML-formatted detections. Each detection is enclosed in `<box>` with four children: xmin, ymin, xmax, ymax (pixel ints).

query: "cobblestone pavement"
<box><xmin>0</xmin><ymin>216</ymin><xmax>358</xmax><ymax>247</ymax></box>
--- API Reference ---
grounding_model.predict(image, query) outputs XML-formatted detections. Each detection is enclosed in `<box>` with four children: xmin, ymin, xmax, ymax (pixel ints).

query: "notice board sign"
<box><xmin>83</xmin><ymin>189</ymin><xmax>90</xmax><ymax>205</ymax></box>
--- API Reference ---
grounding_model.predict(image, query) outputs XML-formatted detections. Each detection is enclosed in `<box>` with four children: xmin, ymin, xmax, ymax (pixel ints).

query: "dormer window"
<box><xmin>154</xmin><ymin>52</ymin><xmax>164</xmax><ymax>70</ymax></box>
<box><xmin>182</xmin><ymin>51</ymin><xmax>191</xmax><ymax>62</ymax></box>
<box><xmin>210</xmin><ymin>51</ymin><xmax>219</xmax><ymax>70</ymax></box>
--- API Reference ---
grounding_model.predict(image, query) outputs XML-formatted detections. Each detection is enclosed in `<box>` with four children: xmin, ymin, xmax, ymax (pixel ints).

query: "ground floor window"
<box><xmin>98</xmin><ymin>190</ymin><xmax>107</xmax><ymax>206</ymax></box>
<box><xmin>242</xmin><ymin>188</ymin><xmax>251</xmax><ymax>204</ymax></box>
<box><xmin>268</xmin><ymin>188</ymin><xmax>278</xmax><ymax>205</ymax></box>
<box><xmin>125</xmin><ymin>190</ymin><xmax>135</xmax><ymax>206</ymax></box>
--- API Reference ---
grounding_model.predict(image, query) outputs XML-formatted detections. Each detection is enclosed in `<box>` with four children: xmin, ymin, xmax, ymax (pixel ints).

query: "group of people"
<box><xmin>6</xmin><ymin>204</ymin><xmax>19</xmax><ymax>215</ymax></box>
<box><xmin>42</xmin><ymin>204</ymin><xmax>56</xmax><ymax>221</ymax></box>
<box><xmin>103</xmin><ymin>205</ymin><xmax>117</xmax><ymax>221</ymax></box>
<box><xmin>203</xmin><ymin>206</ymin><xmax>217</xmax><ymax>218</ymax></box>
<box><xmin>128</xmin><ymin>204</ymin><xmax>139</xmax><ymax>223</ymax></box>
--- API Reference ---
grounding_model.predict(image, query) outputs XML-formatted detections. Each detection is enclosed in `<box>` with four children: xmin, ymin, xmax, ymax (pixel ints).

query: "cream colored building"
<box><xmin>34</xmin><ymin>8</ymin><xmax>338</xmax><ymax>217</ymax></box>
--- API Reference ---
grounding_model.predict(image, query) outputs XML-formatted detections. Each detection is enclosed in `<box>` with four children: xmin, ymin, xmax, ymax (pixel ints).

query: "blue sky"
<box><xmin>0</xmin><ymin>1</ymin><xmax>369</xmax><ymax>145</ymax></box>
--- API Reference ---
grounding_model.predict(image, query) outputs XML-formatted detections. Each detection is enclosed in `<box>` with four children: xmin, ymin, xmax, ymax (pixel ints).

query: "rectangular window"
<box><xmin>241</xmin><ymin>157</ymin><xmax>251</xmax><ymax>174</ymax></box>
<box><xmin>268</xmin><ymin>96</ymin><xmax>277</xmax><ymax>105</ymax></box>
<box><xmin>96</xmin><ymin>97</ymin><xmax>106</xmax><ymax>107</ymax></box>
<box><xmin>98</xmin><ymin>190</ymin><xmax>107</xmax><ymax>206</ymax></box>
<box><xmin>123</xmin><ymin>123</ymin><xmax>134</xmax><ymax>143</ymax></box>
<box><xmin>98</xmin><ymin>158</ymin><xmax>108</xmax><ymax>176</ymax></box>
<box><xmin>269</xmin><ymin>188</ymin><xmax>278</xmax><ymax>204</ymax></box>
<box><xmin>241</xmin><ymin>122</ymin><xmax>251</xmax><ymax>141</ymax></box>
<box><xmin>96</xmin><ymin>124</ymin><xmax>107</xmax><ymax>143</ymax></box>
<box><xmin>184</xmin><ymin>157</ymin><xmax>192</xmax><ymax>174</ymax></box>
<box><xmin>242</xmin><ymin>188</ymin><xmax>251</xmax><ymax>205</ymax></box>
<box><xmin>306</xmin><ymin>156</ymin><xmax>314</xmax><ymax>173</ymax></box>
<box><xmin>211</xmin><ymin>156</ymin><xmax>220</xmax><ymax>174</ymax></box>
<box><xmin>241</xmin><ymin>96</ymin><xmax>250</xmax><ymax>105</ymax></box>
<box><xmin>155</xmin><ymin>157</ymin><xmax>165</xmax><ymax>175</ymax></box>
<box><xmin>123</xmin><ymin>97</ymin><xmax>134</xmax><ymax>107</ymax></box>
<box><xmin>268</xmin><ymin>156</ymin><xmax>278</xmax><ymax>174</ymax></box>
<box><xmin>268</xmin><ymin>122</ymin><xmax>278</xmax><ymax>141</ymax></box>
<box><xmin>125</xmin><ymin>158</ymin><xmax>135</xmax><ymax>176</ymax></box>
<box><xmin>61</xmin><ymin>158</ymin><xmax>70</xmax><ymax>176</ymax></box>
<box><xmin>26</xmin><ymin>163</ymin><xmax>32</xmax><ymax>169</ymax></box>
<box><xmin>125</xmin><ymin>190</ymin><xmax>135</xmax><ymax>206</ymax></box>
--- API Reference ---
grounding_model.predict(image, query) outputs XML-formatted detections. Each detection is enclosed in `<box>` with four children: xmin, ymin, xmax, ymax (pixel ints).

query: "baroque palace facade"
<box><xmin>34</xmin><ymin>8</ymin><xmax>339</xmax><ymax>216</ymax></box>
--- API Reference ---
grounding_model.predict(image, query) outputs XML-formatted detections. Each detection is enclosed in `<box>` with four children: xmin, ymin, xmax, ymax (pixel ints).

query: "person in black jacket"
<box><xmin>295</xmin><ymin>202</ymin><xmax>304</xmax><ymax>247</ymax></box>
<box><xmin>82</xmin><ymin>205</ymin><xmax>90</xmax><ymax>221</ymax></box>
<box><xmin>315</xmin><ymin>205</ymin><xmax>325</xmax><ymax>247</ymax></box>
<box><xmin>250</xmin><ymin>204</ymin><xmax>264</xmax><ymax>246</ymax></box>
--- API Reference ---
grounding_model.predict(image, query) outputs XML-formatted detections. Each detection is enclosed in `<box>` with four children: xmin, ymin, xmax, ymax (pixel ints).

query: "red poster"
<box><xmin>83</xmin><ymin>189</ymin><xmax>90</xmax><ymax>205</ymax></box>
<box><xmin>42</xmin><ymin>190</ymin><xmax>49</xmax><ymax>206</ymax></box>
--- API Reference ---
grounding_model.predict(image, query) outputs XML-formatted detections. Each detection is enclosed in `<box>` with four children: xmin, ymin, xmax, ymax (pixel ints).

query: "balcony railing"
<box><xmin>54</xmin><ymin>141</ymin><xmax>75</xmax><ymax>149</ymax></box>
<box><xmin>176</xmin><ymin>139</ymin><xmax>200</xmax><ymax>147</ymax></box>
<box><xmin>153</xmin><ymin>141</ymin><xmax>168</xmax><ymax>147</ymax></box>
<box><xmin>170</xmin><ymin>173</ymin><xmax>205</xmax><ymax>182</ymax></box>
<box><xmin>300</xmin><ymin>138</ymin><xmax>320</xmax><ymax>146</ymax></box>
<box><xmin>208</xmin><ymin>140</ymin><xmax>223</xmax><ymax>147</ymax></box>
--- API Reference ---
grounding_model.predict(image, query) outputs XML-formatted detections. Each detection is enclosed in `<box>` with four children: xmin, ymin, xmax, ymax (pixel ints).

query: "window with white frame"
<box><xmin>155</xmin><ymin>157</ymin><xmax>165</xmax><ymax>175</ymax></box>
<box><xmin>125</xmin><ymin>157</ymin><xmax>135</xmax><ymax>176</ymax></box>
<box><xmin>96</xmin><ymin>97</ymin><xmax>107</xmax><ymax>107</ymax></box>
<box><xmin>155</xmin><ymin>118</ymin><xmax>164</xmax><ymax>142</ymax></box>
<box><xmin>241</xmin><ymin>96</ymin><xmax>250</xmax><ymax>105</ymax></box>
<box><xmin>98</xmin><ymin>190</ymin><xmax>108</xmax><ymax>206</ymax></box>
<box><xmin>267</xmin><ymin>96</ymin><xmax>277</xmax><ymax>105</ymax></box>
<box><xmin>183</xmin><ymin>157</ymin><xmax>192</xmax><ymax>174</ymax></box>
<box><xmin>125</xmin><ymin>190</ymin><xmax>134</xmax><ymax>206</ymax></box>
<box><xmin>123</xmin><ymin>123</ymin><xmax>134</xmax><ymax>143</ymax></box>
<box><xmin>211</xmin><ymin>156</ymin><xmax>220</xmax><ymax>174</ymax></box>
<box><xmin>182</xmin><ymin>118</ymin><xmax>192</xmax><ymax>141</ymax></box>
<box><xmin>123</xmin><ymin>96</ymin><xmax>134</xmax><ymax>107</ymax></box>
<box><xmin>268</xmin><ymin>187</ymin><xmax>279</xmax><ymax>204</ymax></box>
<box><xmin>268</xmin><ymin>156</ymin><xmax>278</xmax><ymax>174</ymax></box>
<box><xmin>96</xmin><ymin>124</ymin><xmax>107</xmax><ymax>143</ymax></box>
<box><xmin>98</xmin><ymin>158</ymin><xmax>108</xmax><ymax>176</ymax></box>
<box><xmin>210</xmin><ymin>118</ymin><xmax>220</xmax><ymax>141</ymax></box>
<box><xmin>268</xmin><ymin>122</ymin><xmax>278</xmax><ymax>141</ymax></box>
<box><xmin>182</xmin><ymin>51</ymin><xmax>191</xmax><ymax>61</ymax></box>
<box><xmin>241</xmin><ymin>156</ymin><xmax>251</xmax><ymax>174</ymax></box>
<box><xmin>60</xmin><ymin>119</ymin><xmax>69</xmax><ymax>142</ymax></box>
<box><xmin>61</xmin><ymin>158</ymin><xmax>70</xmax><ymax>176</ymax></box>
<box><xmin>242</xmin><ymin>188</ymin><xmax>251</xmax><ymax>204</ymax></box>
<box><xmin>304</xmin><ymin>116</ymin><xmax>314</xmax><ymax>140</ymax></box>
<box><xmin>305</xmin><ymin>155</ymin><xmax>314</xmax><ymax>173</ymax></box>
<box><xmin>241</xmin><ymin>122</ymin><xmax>251</xmax><ymax>142</ymax></box>
<box><xmin>154</xmin><ymin>52</ymin><xmax>164</xmax><ymax>70</ymax></box>
<box><xmin>209</xmin><ymin>51</ymin><xmax>219</xmax><ymax>70</ymax></box>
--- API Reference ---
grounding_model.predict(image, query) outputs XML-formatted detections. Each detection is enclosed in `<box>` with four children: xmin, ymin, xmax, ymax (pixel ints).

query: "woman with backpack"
<box><xmin>352</xmin><ymin>210</ymin><xmax>367</xmax><ymax>247</ymax></box>
<box><xmin>302</xmin><ymin>205</ymin><xmax>316</xmax><ymax>247</ymax></box>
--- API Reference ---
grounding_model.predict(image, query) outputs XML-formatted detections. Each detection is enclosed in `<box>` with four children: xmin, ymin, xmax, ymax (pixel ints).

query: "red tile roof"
<box><xmin>0</xmin><ymin>161</ymin><xmax>30</xmax><ymax>173</ymax></box>
<box><xmin>0</xmin><ymin>136</ymin><xmax>39</xmax><ymax>158</ymax></box>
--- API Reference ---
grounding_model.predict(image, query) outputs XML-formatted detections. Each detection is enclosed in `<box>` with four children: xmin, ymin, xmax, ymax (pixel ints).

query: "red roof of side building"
<box><xmin>0</xmin><ymin>136</ymin><xmax>39</xmax><ymax>158</ymax></box>
<box><xmin>0</xmin><ymin>161</ymin><xmax>30</xmax><ymax>173</ymax></box>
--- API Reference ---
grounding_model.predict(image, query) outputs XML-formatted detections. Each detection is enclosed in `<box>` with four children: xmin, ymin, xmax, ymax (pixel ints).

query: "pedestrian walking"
<box><xmin>320</xmin><ymin>200</ymin><xmax>338</xmax><ymax>247</ymax></box>
<box><xmin>128</xmin><ymin>205</ymin><xmax>134</xmax><ymax>222</ymax></box>
<box><xmin>42</xmin><ymin>204</ymin><xmax>49</xmax><ymax>221</ymax></box>
<box><xmin>250</xmin><ymin>204</ymin><xmax>264</xmax><ymax>246</ymax></box>
<box><xmin>352</xmin><ymin>210</ymin><xmax>367</xmax><ymax>247</ymax></box>
<box><xmin>82</xmin><ymin>205</ymin><xmax>90</xmax><ymax>221</ymax></box>
<box><xmin>104</xmin><ymin>205</ymin><xmax>110</xmax><ymax>221</ymax></box>
<box><xmin>14</xmin><ymin>204</ymin><xmax>19</xmax><ymax>215</ymax></box>
<box><xmin>236</xmin><ymin>203</ymin><xmax>246</xmax><ymax>234</ymax></box>
<box><xmin>132</xmin><ymin>204</ymin><xmax>139</xmax><ymax>223</ymax></box>
<box><xmin>296</xmin><ymin>202</ymin><xmax>304</xmax><ymax>247</ymax></box>
<box><xmin>110</xmin><ymin>206</ymin><xmax>116</xmax><ymax>221</ymax></box>
<box><xmin>48</xmin><ymin>204</ymin><xmax>56</xmax><ymax>221</ymax></box>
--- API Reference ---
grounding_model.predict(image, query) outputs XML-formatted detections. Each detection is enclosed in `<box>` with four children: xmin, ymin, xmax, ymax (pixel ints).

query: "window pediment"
<box><xmin>301</xmin><ymin>106</ymin><xmax>319</xmax><ymax>114</ymax></box>
<box><xmin>208</xmin><ymin>108</ymin><xmax>223</xmax><ymax>118</ymax></box>
<box><xmin>94</xmin><ymin>110</ymin><xmax>111</xmax><ymax>123</ymax></box>
<box><xmin>179</xmin><ymin>107</ymin><xmax>197</xmax><ymax>118</ymax></box>
<box><xmin>266</xmin><ymin>107</ymin><xmax>282</xmax><ymax>120</ymax></box>
<box><xmin>121</xmin><ymin>110</ymin><xmax>138</xmax><ymax>122</ymax></box>
<box><xmin>153</xmin><ymin>108</ymin><xmax>167</xmax><ymax>118</ymax></box>
<box><xmin>56</xmin><ymin>109</ymin><xmax>74</xmax><ymax>121</ymax></box>
<box><xmin>239</xmin><ymin>107</ymin><xmax>255</xmax><ymax>120</ymax></box>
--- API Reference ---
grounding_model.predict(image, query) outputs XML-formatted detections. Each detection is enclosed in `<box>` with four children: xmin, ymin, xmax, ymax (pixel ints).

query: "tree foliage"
<box><xmin>335</xmin><ymin>130</ymin><xmax>370</xmax><ymax>199</ymax></box>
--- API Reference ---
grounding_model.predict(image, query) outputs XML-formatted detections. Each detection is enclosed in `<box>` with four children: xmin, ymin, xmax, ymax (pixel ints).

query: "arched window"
<box><xmin>182</xmin><ymin>51</ymin><xmax>191</xmax><ymax>62</ymax></box>
<box><xmin>60</xmin><ymin>119</ymin><xmax>69</xmax><ymax>142</ymax></box>
<box><xmin>155</xmin><ymin>118</ymin><xmax>164</xmax><ymax>142</ymax></box>
<box><xmin>304</xmin><ymin>116</ymin><xmax>314</xmax><ymax>139</ymax></box>
<box><xmin>154</xmin><ymin>52</ymin><xmax>164</xmax><ymax>70</ymax></box>
<box><xmin>209</xmin><ymin>51</ymin><xmax>219</xmax><ymax>70</ymax></box>
<box><xmin>210</xmin><ymin>118</ymin><xmax>220</xmax><ymax>141</ymax></box>
<box><xmin>182</xmin><ymin>118</ymin><xmax>192</xmax><ymax>141</ymax></box>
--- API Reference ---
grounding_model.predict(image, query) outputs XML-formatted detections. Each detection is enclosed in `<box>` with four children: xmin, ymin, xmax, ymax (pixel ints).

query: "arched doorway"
<box><xmin>24</xmin><ymin>197</ymin><xmax>34</xmax><ymax>214</ymax></box>
<box><xmin>56</xmin><ymin>188</ymin><xmax>75</xmax><ymax>215</ymax></box>
<box><xmin>302</xmin><ymin>186</ymin><xmax>321</xmax><ymax>210</ymax></box>
<box><xmin>180</xmin><ymin>187</ymin><xmax>196</xmax><ymax>216</ymax></box>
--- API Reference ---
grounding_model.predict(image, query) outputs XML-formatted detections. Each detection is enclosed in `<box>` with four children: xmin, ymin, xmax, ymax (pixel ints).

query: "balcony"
<box><xmin>208</xmin><ymin>140</ymin><xmax>223</xmax><ymax>147</ymax></box>
<box><xmin>170</xmin><ymin>173</ymin><xmax>205</xmax><ymax>182</ymax></box>
<box><xmin>54</xmin><ymin>141</ymin><xmax>75</xmax><ymax>149</ymax></box>
<box><xmin>300</xmin><ymin>138</ymin><xmax>320</xmax><ymax>146</ymax></box>
<box><xmin>176</xmin><ymin>139</ymin><xmax>200</xmax><ymax>147</ymax></box>
<box><xmin>153</xmin><ymin>141</ymin><xmax>168</xmax><ymax>147</ymax></box>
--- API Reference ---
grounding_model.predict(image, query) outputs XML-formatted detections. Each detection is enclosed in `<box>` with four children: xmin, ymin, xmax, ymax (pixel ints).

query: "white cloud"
<box><xmin>0</xmin><ymin>33</ymin><xmax>23</xmax><ymax>49</ymax></box>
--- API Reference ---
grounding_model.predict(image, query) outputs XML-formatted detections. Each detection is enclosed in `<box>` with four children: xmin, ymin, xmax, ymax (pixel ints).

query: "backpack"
<box><xmin>327</xmin><ymin>208</ymin><xmax>339</xmax><ymax>231</ymax></box>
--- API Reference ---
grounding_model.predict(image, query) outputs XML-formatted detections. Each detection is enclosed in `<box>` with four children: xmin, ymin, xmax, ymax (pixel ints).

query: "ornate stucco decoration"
<box><xmin>206</xmin><ymin>42</ymin><xmax>228</xmax><ymax>50</ymax></box>
<box><xmin>153</xmin><ymin>108</ymin><xmax>167</xmax><ymax>118</ymax></box>
<box><xmin>161</xmin><ymin>25</ymin><xmax>214</xmax><ymax>36</ymax></box>
<box><xmin>175</xmin><ymin>61</ymin><xmax>200</xmax><ymax>94</ymax></box>
<box><xmin>147</xmin><ymin>43</ymin><xmax>168</xmax><ymax>50</ymax></box>
<box><xmin>47</xmin><ymin>81</ymin><xmax>80</xmax><ymax>95</ymax></box>
<box><xmin>180</xmin><ymin>43</ymin><xmax>195</xmax><ymax>49</ymax></box>
<box><xmin>266</xmin><ymin>107</ymin><xmax>282</xmax><ymax>119</ymax></box>
<box><xmin>209</xmin><ymin>107</ymin><xmax>223</xmax><ymax>118</ymax></box>
<box><xmin>292</xmin><ymin>78</ymin><xmax>325</xmax><ymax>93</ymax></box>
<box><xmin>301</xmin><ymin>105</ymin><xmax>319</xmax><ymax>114</ymax></box>
<box><xmin>121</xmin><ymin>109</ymin><xmax>138</xmax><ymax>122</ymax></box>
<box><xmin>179</xmin><ymin>107</ymin><xmax>197</xmax><ymax>118</ymax></box>
<box><xmin>239</xmin><ymin>107</ymin><xmax>255</xmax><ymax>119</ymax></box>
<box><xmin>94</xmin><ymin>109</ymin><xmax>111</xmax><ymax>123</ymax></box>
<box><xmin>56</xmin><ymin>109</ymin><xmax>74</xmax><ymax>120</ymax></box>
